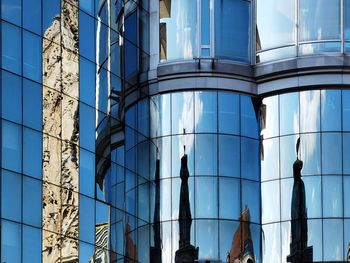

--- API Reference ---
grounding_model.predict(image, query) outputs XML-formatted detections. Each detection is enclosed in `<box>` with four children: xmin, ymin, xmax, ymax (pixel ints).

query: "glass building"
<box><xmin>0</xmin><ymin>0</ymin><xmax>350</xmax><ymax>262</ymax></box>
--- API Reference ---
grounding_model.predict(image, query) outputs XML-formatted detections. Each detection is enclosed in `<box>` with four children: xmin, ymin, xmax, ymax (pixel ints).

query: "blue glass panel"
<box><xmin>79</xmin><ymin>195</ymin><xmax>95</xmax><ymax>243</ymax></box>
<box><xmin>321</xmin><ymin>90</ymin><xmax>341</xmax><ymax>131</ymax></box>
<box><xmin>172</xmin><ymin>134</ymin><xmax>195</xmax><ymax>177</ymax></box>
<box><xmin>219</xmin><ymin>178</ymin><xmax>240</xmax><ymax>220</ymax></box>
<box><xmin>43</xmin><ymin>0</ymin><xmax>60</xmax><ymax>34</ymax></box>
<box><xmin>300</xmin><ymin>90</ymin><xmax>320</xmax><ymax>133</ymax></box>
<box><xmin>241</xmin><ymin>96</ymin><xmax>259</xmax><ymax>139</ymax></box>
<box><xmin>150</xmin><ymin>94</ymin><xmax>171</xmax><ymax>137</ymax></box>
<box><xmin>195</xmin><ymin>134</ymin><xmax>217</xmax><ymax>176</ymax></box>
<box><xmin>303</xmin><ymin>176</ymin><xmax>322</xmax><ymax>218</ymax></box>
<box><xmin>23</xmin><ymin>29</ymin><xmax>42</xmax><ymax>83</ymax></box>
<box><xmin>343</xmin><ymin>90</ymin><xmax>350</xmax><ymax>131</ymax></box>
<box><xmin>80</xmin><ymin>57</ymin><xmax>96</xmax><ymax>107</ymax></box>
<box><xmin>1</xmin><ymin>0</ymin><xmax>21</xmax><ymax>25</ymax></box>
<box><xmin>256</xmin><ymin>46</ymin><xmax>296</xmax><ymax>63</ymax></box>
<box><xmin>79</xmin><ymin>242</ymin><xmax>95</xmax><ymax>263</ymax></box>
<box><xmin>280</xmin><ymin>135</ymin><xmax>299</xmax><ymax>179</ymax></box>
<box><xmin>195</xmin><ymin>177</ymin><xmax>217</xmax><ymax>218</ymax></box>
<box><xmin>201</xmin><ymin>0</ymin><xmax>210</xmax><ymax>45</ymax></box>
<box><xmin>218</xmin><ymin>92</ymin><xmax>239</xmax><ymax>135</ymax></box>
<box><xmin>1</xmin><ymin>220</ymin><xmax>21</xmax><ymax>263</ymax></box>
<box><xmin>2</xmin><ymin>121</ymin><xmax>22</xmax><ymax>172</ymax></box>
<box><xmin>80</xmin><ymin>0</ymin><xmax>94</xmax><ymax>15</ymax></box>
<box><xmin>298</xmin><ymin>42</ymin><xmax>341</xmax><ymax>55</ymax></box>
<box><xmin>23</xmin><ymin>0</ymin><xmax>41</xmax><ymax>34</ymax></box>
<box><xmin>262</xmin><ymin>95</ymin><xmax>279</xmax><ymax>138</ymax></box>
<box><xmin>160</xmin><ymin>178</ymin><xmax>171</xmax><ymax>221</ymax></box>
<box><xmin>261</xmin><ymin>138</ymin><xmax>279</xmax><ymax>181</ymax></box>
<box><xmin>23</xmin><ymin>79</ymin><xmax>42</xmax><ymax>130</ymax></box>
<box><xmin>241</xmin><ymin>138</ymin><xmax>259</xmax><ymax>181</ymax></box>
<box><xmin>280</xmin><ymin>92</ymin><xmax>299</xmax><ymax>135</ymax></box>
<box><xmin>196</xmin><ymin>220</ymin><xmax>218</xmax><ymax>259</ymax></box>
<box><xmin>95</xmin><ymin>200</ymin><xmax>109</xmax><ymax>225</ymax></box>
<box><xmin>171</xmin><ymin>176</ymin><xmax>194</xmax><ymax>220</ymax></box>
<box><xmin>80</xmin><ymin>149</ymin><xmax>95</xmax><ymax>197</ymax></box>
<box><xmin>215</xmin><ymin>0</ymin><xmax>250</xmax><ymax>62</ymax></box>
<box><xmin>261</xmin><ymin>180</ymin><xmax>280</xmax><ymax>224</ymax></box>
<box><xmin>242</xmin><ymin>180</ymin><xmax>260</xmax><ymax>223</ymax></box>
<box><xmin>124</xmin><ymin>39</ymin><xmax>138</xmax><ymax>79</ymax></box>
<box><xmin>195</xmin><ymin>91</ymin><xmax>217</xmax><ymax>133</ymax></box>
<box><xmin>22</xmin><ymin>226</ymin><xmax>41</xmax><ymax>263</ymax></box>
<box><xmin>344</xmin><ymin>220</ymin><xmax>350</xmax><ymax>260</ymax></box>
<box><xmin>344</xmin><ymin>176</ymin><xmax>350</xmax><ymax>217</ymax></box>
<box><xmin>280</xmin><ymin>178</ymin><xmax>293</xmax><ymax>221</ymax></box>
<box><xmin>323</xmin><ymin>219</ymin><xmax>343</xmax><ymax>261</ymax></box>
<box><xmin>80</xmin><ymin>103</ymin><xmax>95</xmax><ymax>152</ymax></box>
<box><xmin>2</xmin><ymin>22</ymin><xmax>22</xmax><ymax>74</ymax></box>
<box><xmin>300</xmin><ymin>133</ymin><xmax>321</xmax><ymax>175</ymax></box>
<box><xmin>23</xmin><ymin>176</ymin><xmax>41</xmax><ymax>227</ymax></box>
<box><xmin>322</xmin><ymin>133</ymin><xmax>342</xmax><ymax>174</ymax></box>
<box><xmin>172</xmin><ymin>92</ymin><xmax>194</xmax><ymax>134</ymax></box>
<box><xmin>79</xmin><ymin>11</ymin><xmax>95</xmax><ymax>62</ymax></box>
<box><xmin>23</xmin><ymin>128</ymin><xmax>42</xmax><ymax>179</ymax></box>
<box><xmin>1</xmin><ymin>170</ymin><xmax>21</xmax><ymax>221</ymax></box>
<box><xmin>2</xmin><ymin>70</ymin><xmax>22</xmax><ymax>123</ymax></box>
<box><xmin>138</xmin><ymin>99</ymin><xmax>150</xmax><ymax>137</ymax></box>
<box><xmin>262</xmin><ymin>223</ymin><xmax>281</xmax><ymax>263</ymax></box>
<box><xmin>218</xmin><ymin>135</ymin><xmax>240</xmax><ymax>177</ymax></box>
<box><xmin>308</xmin><ymin>219</ymin><xmax>323</xmax><ymax>261</ymax></box>
<box><xmin>219</xmin><ymin>220</ymin><xmax>238</xmax><ymax>262</ymax></box>
<box><xmin>323</xmin><ymin>176</ymin><xmax>343</xmax><ymax>217</ymax></box>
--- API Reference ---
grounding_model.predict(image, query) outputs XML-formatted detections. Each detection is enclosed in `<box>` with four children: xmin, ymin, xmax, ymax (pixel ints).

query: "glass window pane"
<box><xmin>151</xmin><ymin>94</ymin><xmax>171</xmax><ymax>137</ymax></box>
<box><xmin>80</xmin><ymin>103</ymin><xmax>95</xmax><ymax>152</ymax></box>
<box><xmin>280</xmin><ymin>92</ymin><xmax>299</xmax><ymax>135</ymax></box>
<box><xmin>80</xmin><ymin>57</ymin><xmax>96</xmax><ymax>107</ymax></box>
<box><xmin>262</xmin><ymin>223</ymin><xmax>281</xmax><ymax>263</ymax></box>
<box><xmin>242</xmin><ymin>180</ymin><xmax>260</xmax><ymax>224</ymax></box>
<box><xmin>23</xmin><ymin>128</ymin><xmax>42</xmax><ymax>179</ymax></box>
<box><xmin>2</xmin><ymin>71</ymin><xmax>22</xmax><ymax>123</ymax></box>
<box><xmin>23</xmin><ymin>0</ymin><xmax>41</xmax><ymax>34</ymax></box>
<box><xmin>344</xmin><ymin>134</ymin><xmax>350</xmax><ymax>174</ymax></box>
<box><xmin>23</xmin><ymin>79</ymin><xmax>42</xmax><ymax>130</ymax></box>
<box><xmin>280</xmin><ymin>178</ymin><xmax>293</xmax><ymax>221</ymax></box>
<box><xmin>321</xmin><ymin>90</ymin><xmax>341</xmax><ymax>131</ymax></box>
<box><xmin>219</xmin><ymin>135</ymin><xmax>240</xmax><ymax>177</ymax></box>
<box><xmin>195</xmin><ymin>91</ymin><xmax>217</xmax><ymax>133</ymax></box>
<box><xmin>171</xmin><ymin>176</ymin><xmax>194</xmax><ymax>220</ymax></box>
<box><xmin>280</xmin><ymin>135</ymin><xmax>299</xmax><ymax>179</ymax></box>
<box><xmin>160</xmin><ymin>179</ymin><xmax>172</xmax><ymax>221</ymax></box>
<box><xmin>43</xmin><ymin>0</ymin><xmax>60</xmax><ymax>35</ymax></box>
<box><xmin>138</xmin><ymin>99</ymin><xmax>150</xmax><ymax>137</ymax></box>
<box><xmin>344</xmin><ymin>220</ymin><xmax>350</xmax><ymax>260</ymax></box>
<box><xmin>299</xmin><ymin>0</ymin><xmax>340</xmax><ymax>41</ymax></box>
<box><xmin>241</xmin><ymin>96</ymin><xmax>259</xmax><ymax>139</ymax></box>
<box><xmin>323</xmin><ymin>219</ymin><xmax>343</xmax><ymax>261</ymax></box>
<box><xmin>1</xmin><ymin>0</ymin><xmax>21</xmax><ymax>25</ymax></box>
<box><xmin>261</xmin><ymin>180</ymin><xmax>280</xmax><ymax>224</ymax></box>
<box><xmin>79</xmin><ymin>0</ymin><xmax>94</xmax><ymax>15</ymax></box>
<box><xmin>322</xmin><ymin>133</ymin><xmax>342</xmax><ymax>174</ymax></box>
<box><xmin>344</xmin><ymin>176</ymin><xmax>350</xmax><ymax>217</ymax></box>
<box><xmin>300</xmin><ymin>90</ymin><xmax>320</xmax><ymax>133</ymax></box>
<box><xmin>303</xmin><ymin>176</ymin><xmax>322</xmax><ymax>218</ymax></box>
<box><xmin>218</xmin><ymin>92</ymin><xmax>239</xmax><ymax>135</ymax></box>
<box><xmin>201</xmin><ymin>0</ymin><xmax>210</xmax><ymax>45</ymax></box>
<box><xmin>195</xmin><ymin>177</ymin><xmax>217</xmax><ymax>218</ymax></box>
<box><xmin>79</xmin><ymin>11</ymin><xmax>95</xmax><ymax>62</ymax></box>
<box><xmin>80</xmin><ymin>149</ymin><xmax>95</xmax><ymax>197</ymax></box>
<box><xmin>158</xmin><ymin>136</ymin><xmax>171</xmax><ymax>179</ymax></box>
<box><xmin>346</xmin><ymin>0</ymin><xmax>350</xmax><ymax>40</ymax></box>
<box><xmin>172</xmin><ymin>92</ymin><xmax>194</xmax><ymax>135</ymax></box>
<box><xmin>196</xmin><ymin>220</ymin><xmax>218</xmax><ymax>259</ymax></box>
<box><xmin>257</xmin><ymin>0</ymin><xmax>295</xmax><ymax>50</ymax></box>
<box><xmin>79</xmin><ymin>242</ymin><xmax>95</xmax><ymax>263</ymax></box>
<box><xmin>195</xmin><ymin>134</ymin><xmax>217</xmax><ymax>176</ymax></box>
<box><xmin>343</xmin><ymin>90</ymin><xmax>350</xmax><ymax>131</ymax></box>
<box><xmin>308</xmin><ymin>219</ymin><xmax>323</xmax><ymax>261</ymax></box>
<box><xmin>2</xmin><ymin>21</ymin><xmax>22</xmax><ymax>74</ymax></box>
<box><xmin>300</xmin><ymin>133</ymin><xmax>321</xmax><ymax>175</ymax></box>
<box><xmin>172</xmin><ymin>134</ymin><xmax>195</xmax><ymax>177</ymax></box>
<box><xmin>261</xmin><ymin>138</ymin><xmax>279</xmax><ymax>181</ymax></box>
<box><xmin>219</xmin><ymin>178</ymin><xmax>240</xmax><ymax>220</ymax></box>
<box><xmin>261</xmin><ymin>95</ymin><xmax>279</xmax><ymax>138</ymax></box>
<box><xmin>219</xmin><ymin>220</ymin><xmax>239</xmax><ymax>262</ymax></box>
<box><xmin>22</xmin><ymin>225</ymin><xmax>41</xmax><ymax>263</ymax></box>
<box><xmin>1</xmin><ymin>220</ymin><xmax>21</xmax><ymax>263</ymax></box>
<box><xmin>159</xmin><ymin>0</ymin><xmax>198</xmax><ymax>61</ymax></box>
<box><xmin>2</xmin><ymin>121</ymin><xmax>22</xmax><ymax>172</ymax></box>
<box><xmin>79</xmin><ymin>195</ymin><xmax>95</xmax><ymax>244</ymax></box>
<box><xmin>215</xmin><ymin>0</ymin><xmax>250</xmax><ymax>62</ymax></box>
<box><xmin>1</xmin><ymin>170</ymin><xmax>21</xmax><ymax>221</ymax></box>
<box><xmin>323</xmin><ymin>176</ymin><xmax>343</xmax><ymax>217</ymax></box>
<box><xmin>281</xmin><ymin>221</ymin><xmax>291</xmax><ymax>262</ymax></box>
<box><xmin>23</xmin><ymin>31</ymin><xmax>42</xmax><ymax>83</ymax></box>
<box><xmin>241</xmin><ymin>138</ymin><xmax>259</xmax><ymax>181</ymax></box>
<box><xmin>23</xmin><ymin>176</ymin><xmax>42</xmax><ymax>227</ymax></box>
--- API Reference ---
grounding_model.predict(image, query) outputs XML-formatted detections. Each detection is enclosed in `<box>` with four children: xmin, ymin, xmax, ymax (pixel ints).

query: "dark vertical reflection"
<box><xmin>287</xmin><ymin>138</ymin><xmax>313</xmax><ymax>262</ymax></box>
<box><xmin>150</xmin><ymin>159</ymin><xmax>162</xmax><ymax>263</ymax></box>
<box><xmin>175</xmin><ymin>143</ymin><xmax>198</xmax><ymax>262</ymax></box>
<box><xmin>226</xmin><ymin>208</ymin><xmax>255</xmax><ymax>263</ymax></box>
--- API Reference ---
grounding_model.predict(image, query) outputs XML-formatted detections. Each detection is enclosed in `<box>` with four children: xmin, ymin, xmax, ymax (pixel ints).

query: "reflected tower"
<box><xmin>287</xmin><ymin>138</ymin><xmax>313</xmax><ymax>262</ymax></box>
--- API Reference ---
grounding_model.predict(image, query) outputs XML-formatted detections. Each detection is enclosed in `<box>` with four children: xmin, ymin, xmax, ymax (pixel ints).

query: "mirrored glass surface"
<box><xmin>280</xmin><ymin>92</ymin><xmax>299</xmax><ymax>135</ymax></box>
<box><xmin>280</xmin><ymin>135</ymin><xmax>299</xmax><ymax>179</ymax></box>
<box><xmin>157</xmin><ymin>137</ymin><xmax>171</xmax><ymax>179</ymax></box>
<box><xmin>323</xmin><ymin>219</ymin><xmax>343</xmax><ymax>261</ymax></box>
<box><xmin>280</xmin><ymin>178</ymin><xmax>293</xmax><ymax>221</ymax></box>
<box><xmin>300</xmin><ymin>90</ymin><xmax>320</xmax><ymax>133</ymax></box>
<box><xmin>23</xmin><ymin>31</ymin><xmax>42</xmax><ymax>83</ymax></box>
<box><xmin>219</xmin><ymin>135</ymin><xmax>240</xmax><ymax>178</ymax></box>
<box><xmin>23</xmin><ymin>128</ymin><xmax>42</xmax><ymax>179</ymax></box>
<box><xmin>322</xmin><ymin>133</ymin><xmax>342</xmax><ymax>174</ymax></box>
<box><xmin>80</xmin><ymin>149</ymin><xmax>95</xmax><ymax>197</ymax></box>
<box><xmin>195</xmin><ymin>177</ymin><xmax>217</xmax><ymax>218</ymax></box>
<box><xmin>172</xmin><ymin>134</ymin><xmax>194</xmax><ymax>177</ymax></box>
<box><xmin>160</xmin><ymin>179</ymin><xmax>172</xmax><ymax>221</ymax></box>
<box><xmin>195</xmin><ymin>134</ymin><xmax>217</xmax><ymax>176</ymax></box>
<box><xmin>343</xmin><ymin>90</ymin><xmax>350</xmax><ymax>131</ymax></box>
<box><xmin>241</xmin><ymin>96</ymin><xmax>259</xmax><ymax>139</ymax></box>
<box><xmin>2</xmin><ymin>21</ymin><xmax>22</xmax><ymax>74</ymax></box>
<box><xmin>261</xmin><ymin>180</ymin><xmax>280</xmax><ymax>224</ymax></box>
<box><xmin>196</xmin><ymin>220</ymin><xmax>218</xmax><ymax>260</ymax></box>
<box><xmin>79</xmin><ymin>195</ymin><xmax>95</xmax><ymax>244</ymax></box>
<box><xmin>79</xmin><ymin>11</ymin><xmax>95</xmax><ymax>62</ymax></box>
<box><xmin>80</xmin><ymin>57</ymin><xmax>96</xmax><ymax>107</ymax></box>
<box><xmin>79</xmin><ymin>242</ymin><xmax>95</xmax><ymax>263</ymax></box>
<box><xmin>303</xmin><ymin>176</ymin><xmax>322</xmax><ymax>218</ymax></box>
<box><xmin>80</xmin><ymin>103</ymin><xmax>96</xmax><ymax>152</ymax></box>
<box><xmin>261</xmin><ymin>138</ymin><xmax>279</xmax><ymax>181</ymax></box>
<box><xmin>2</xmin><ymin>70</ymin><xmax>22</xmax><ymax>124</ymax></box>
<box><xmin>172</xmin><ymin>92</ymin><xmax>194</xmax><ymax>134</ymax></box>
<box><xmin>22</xmin><ymin>225</ymin><xmax>41</xmax><ymax>263</ymax></box>
<box><xmin>281</xmin><ymin>221</ymin><xmax>291</xmax><ymax>263</ymax></box>
<box><xmin>1</xmin><ymin>0</ymin><xmax>21</xmax><ymax>25</ymax></box>
<box><xmin>219</xmin><ymin>220</ymin><xmax>239</xmax><ymax>262</ymax></box>
<box><xmin>219</xmin><ymin>178</ymin><xmax>240</xmax><ymax>220</ymax></box>
<box><xmin>172</xmin><ymin>176</ymin><xmax>194</xmax><ymax>220</ymax></box>
<box><xmin>23</xmin><ymin>176</ymin><xmax>42</xmax><ymax>227</ymax></box>
<box><xmin>2</xmin><ymin>120</ymin><xmax>22</xmax><ymax>172</ymax></box>
<box><xmin>242</xmin><ymin>180</ymin><xmax>260</xmax><ymax>224</ymax></box>
<box><xmin>218</xmin><ymin>92</ymin><xmax>239</xmax><ymax>135</ymax></box>
<box><xmin>23</xmin><ymin>0</ymin><xmax>41</xmax><ymax>34</ymax></box>
<box><xmin>344</xmin><ymin>219</ymin><xmax>350</xmax><ymax>260</ymax></box>
<box><xmin>323</xmin><ymin>176</ymin><xmax>343</xmax><ymax>217</ymax></box>
<box><xmin>261</xmin><ymin>95</ymin><xmax>279</xmax><ymax>138</ymax></box>
<box><xmin>42</xmin><ymin>0</ymin><xmax>60</xmax><ymax>36</ymax></box>
<box><xmin>257</xmin><ymin>0</ymin><xmax>295</xmax><ymax>50</ymax></box>
<box><xmin>321</xmin><ymin>90</ymin><xmax>341</xmax><ymax>131</ymax></box>
<box><xmin>299</xmin><ymin>0</ymin><xmax>340</xmax><ymax>41</ymax></box>
<box><xmin>241</xmin><ymin>138</ymin><xmax>259</xmax><ymax>181</ymax></box>
<box><xmin>1</xmin><ymin>220</ymin><xmax>21</xmax><ymax>263</ymax></box>
<box><xmin>262</xmin><ymin>223</ymin><xmax>281</xmax><ymax>263</ymax></box>
<box><xmin>150</xmin><ymin>94</ymin><xmax>171</xmax><ymax>137</ymax></box>
<box><xmin>1</xmin><ymin>170</ymin><xmax>21</xmax><ymax>222</ymax></box>
<box><xmin>300</xmin><ymin>133</ymin><xmax>321</xmax><ymax>175</ymax></box>
<box><xmin>195</xmin><ymin>91</ymin><xmax>217</xmax><ymax>133</ymax></box>
<box><xmin>344</xmin><ymin>134</ymin><xmax>350</xmax><ymax>174</ymax></box>
<box><xmin>344</xmin><ymin>176</ymin><xmax>350</xmax><ymax>217</ymax></box>
<box><xmin>23</xmin><ymin>79</ymin><xmax>42</xmax><ymax>131</ymax></box>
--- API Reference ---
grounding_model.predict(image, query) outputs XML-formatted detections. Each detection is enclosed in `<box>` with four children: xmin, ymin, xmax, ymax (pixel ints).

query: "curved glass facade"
<box><xmin>256</xmin><ymin>0</ymin><xmax>350</xmax><ymax>62</ymax></box>
<box><xmin>159</xmin><ymin>0</ymin><xmax>251</xmax><ymax>63</ymax></box>
<box><xmin>261</xmin><ymin>90</ymin><xmax>350</xmax><ymax>262</ymax></box>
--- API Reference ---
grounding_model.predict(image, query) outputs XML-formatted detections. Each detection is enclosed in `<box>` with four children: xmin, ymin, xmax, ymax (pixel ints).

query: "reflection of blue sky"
<box><xmin>323</xmin><ymin>219</ymin><xmax>343</xmax><ymax>261</ymax></box>
<box><xmin>160</xmin><ymin>0</ymin><xmax>197</xmax><ymax>60</ymax></box>
<box><xmin>262</xmin><ymin>223</ymin><xmax>281</xmax><ymax>263</ymax></box>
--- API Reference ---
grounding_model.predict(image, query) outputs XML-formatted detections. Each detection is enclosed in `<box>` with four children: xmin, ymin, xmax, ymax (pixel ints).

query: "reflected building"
<box><xmin>1</xmin><ymin>0</ymin><xmax>350</xmax><ymax>263</ymax></box>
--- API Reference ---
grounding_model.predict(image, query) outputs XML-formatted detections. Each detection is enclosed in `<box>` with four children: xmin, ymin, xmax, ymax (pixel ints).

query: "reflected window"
<box><xmin>218</xmin><ymin>92</ymin><xmax>239</xmax><ymax>135</ymax></box>
<box><xmin>322</xmin><ymin>133</ymin><xmax>342</xmax><ymax>174</ymax></box>
<box><xmin>261</xmin><ymin>180</ymin><xmax>280</xmax><ymax>224</ymax></box>
<box><xmin>321</xmin><ymin>90</ymin><xmax>341</xmax><ymax>131</ymax></box>
<box><xmin>280</xmin><ymin>92</ymin><xmax>299</xmax><ymax>135</ymax></box>
<box><xmin>2</xmin><ymin>22</ymin><xmax>22</xmax><ymax>74</ymax></box>
<box><xmin>195</xmin><ymin>177</ymin><xmax>217</xmax><ymax>218</ymax></box>
<box><xmin>195</xmin><ymin>134</ymin><xmax>217</xmax><ymax>176</ymax></box>
<box><xmin>195</xmin><ymin>91</ymin><xmax>217</xmax><ymax>133</ymax></box>
<box><xmin>219</xmin><ymin>135</ymin><xmax>240</xmax><ymax>177</ymax></box>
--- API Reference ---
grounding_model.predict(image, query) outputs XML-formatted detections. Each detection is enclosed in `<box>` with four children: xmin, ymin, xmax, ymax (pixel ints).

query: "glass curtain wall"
<box><xmin>261</xmin><ymin>89</ymin><xmax>350</xmax><ymax>262</ymax></box>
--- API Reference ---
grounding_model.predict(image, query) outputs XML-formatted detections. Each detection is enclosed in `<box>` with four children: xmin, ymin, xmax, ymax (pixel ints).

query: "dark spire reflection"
<box><xmin>287</xmin><ymin>138</ymin><xmax>313</xmax><ymax>262</ymax></box>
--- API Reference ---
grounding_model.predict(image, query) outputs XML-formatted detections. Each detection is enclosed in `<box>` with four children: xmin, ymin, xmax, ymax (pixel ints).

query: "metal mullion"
<box><xmin>342</xmin><ymin>0</ymin><xmax>345</xmax><ymax>53</ymax></box>
<box><xmin>198</xmin><ymin>0</ymin><xmax>201</xmax><ymax>58</ymax></box>
<box><xmin>296</xmin><ymin>0</ymin><xmax>299</xmax><ymax>57</ymax></box>
<box><xmin>210</xmin><ymin>0</ymin><xmax>214</xmax><ymax>58</ymax></box>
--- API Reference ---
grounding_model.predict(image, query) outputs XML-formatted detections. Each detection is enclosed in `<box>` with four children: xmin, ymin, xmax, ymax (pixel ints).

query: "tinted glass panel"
<box><xmin>300</xmin><ymin>90</ymin><xmax>320</xmax><ymax>133</ymax></box>
<box><xmin>2</xmin><ymin>71</ymin><xmax>22</xmax><ymax>123</ymax></box>
<box><xmin>23</xmin><ymin>79</ymin><xmax>42</xmax><ymax>130</ymax></box>
<box><xmin>219</xmin><ymin>178</ymin><xmax>240</xmax><ymax>219</ymax></box>
<box><xmin>261</xmin><ymin>95</ymin><xmax>279</xmax><ymax>138</ymax></box>
<box><xmin>172</xmin><ymin>92</ymin><xmax>194</xmax><ymax>134</ymax></box>
<box><xmin>241</xmin><ymin>138</ymin><xmax>259</xmax><ymax>181</ymax></box>
<box><xmin>323</xmin><ymin>219</ymin><xmax>343</xmax><ymax>261</ymax></box>
<box><xmin>79</xmin><ymin>11</ymin><xmax>95</xmax><ymax>62</ymax></box>
<box><xmin>280</xmin><ymin>92</ymin><xmax>299</xmax><ymax>135</ymax></box>
<box><xmin>321</xmin><ymin>90</ymin><xmax>341</xmax><ymax>131</ymax></box>
<box><xmin>2</xmin><ymin>121</ymin><xmax>22</xmax><ymax>172</ymax></box>
<box><xmin>218</xmin><ymin>92</ymin><xmax>239</xmax><ymax>135</ymax></box>
<box><xmin>323</xmin><ymin>176</ymin><xmax>343</xmax><ymax>217</ymax></box>
<box><xmin>1</xmin><ymin>170</ymin><xmax>21</xmax><ymax>221</ymax></box>
<box><xmin>23</xmin><ymin>0</ymin><xmax>41</xmax><ymax>34</ymax></box>
<box><xmin>195</xmin><ymin>91</ymin><xmax>217</xmax><ymax>133</ymax></box>
<box><xmin>23</xmin><ymin>176</ymin><xmax>42</xmax><ymax>227</ymax></box>
<box><xmin>1</xmin><ymin>220</ymin><xmax>21</xmax><ymax>263</ymax></box>
<box><xmin>241</xmin><ymin>96</ymin><xmax>259</xmax><ymax>139</ymax></box>
<box><xmin>23</xmin><ymin>128</ymin><xmax>42</xmax><ymax>179</ymax></box>
<box><xmin>261</xmin><ymin>138</ymin><xmax>279</xmax><ymax>181</ymax></box>
<box><xmin>23</xmin><ymin>31</ymin><xmax>42</xmax><ymax>83</ymax></box>
<box><xmin>195</xmin><ymin>134</ymin><xmax>217</xmax><ymax>176</ymax></box>
<box><xmin>2</xmin><ymin>22</ymin><xmax>22</xmax><ymax>74</ymax></box>
<box><xmin>1</xmin><ymin>0</ymin><xmax>21</xmax><ymax>25</ymax></box>
<box><xmin>218</xmin><ymin>135</ymin><xmax>240</xmax><ymax>178</ymax></box>
<box><xmin>261</xmin><ymin>180</ymin><xmax>280</xmax><ymax>224</ymax></box>
<box><xmin>22</xmin><ymin>226</ymin><xmax>41</xmax><ymax>263</ymax></box>
<box><xmin>322</xmin><ymin>133</ymin><xmax>342</xmax><ymax>174</ymax></box>
<box><xmin>195</xmin><ymin>177</ymin><xmax>217</xmax><ymax>218</ymax></box>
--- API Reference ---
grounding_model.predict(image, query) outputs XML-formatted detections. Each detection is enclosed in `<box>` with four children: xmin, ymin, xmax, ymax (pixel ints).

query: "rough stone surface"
<box><xmin>42</xmin><ymin>0</ymin><xmax>80</xmax><ymax>262</ymax></box>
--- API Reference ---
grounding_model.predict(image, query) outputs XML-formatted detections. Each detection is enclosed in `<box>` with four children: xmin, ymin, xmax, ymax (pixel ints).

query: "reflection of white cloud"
<box><xmin>183</xmin><ymin>27</ymin><xmax>193</xmax><ymax>59</ymax></box>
